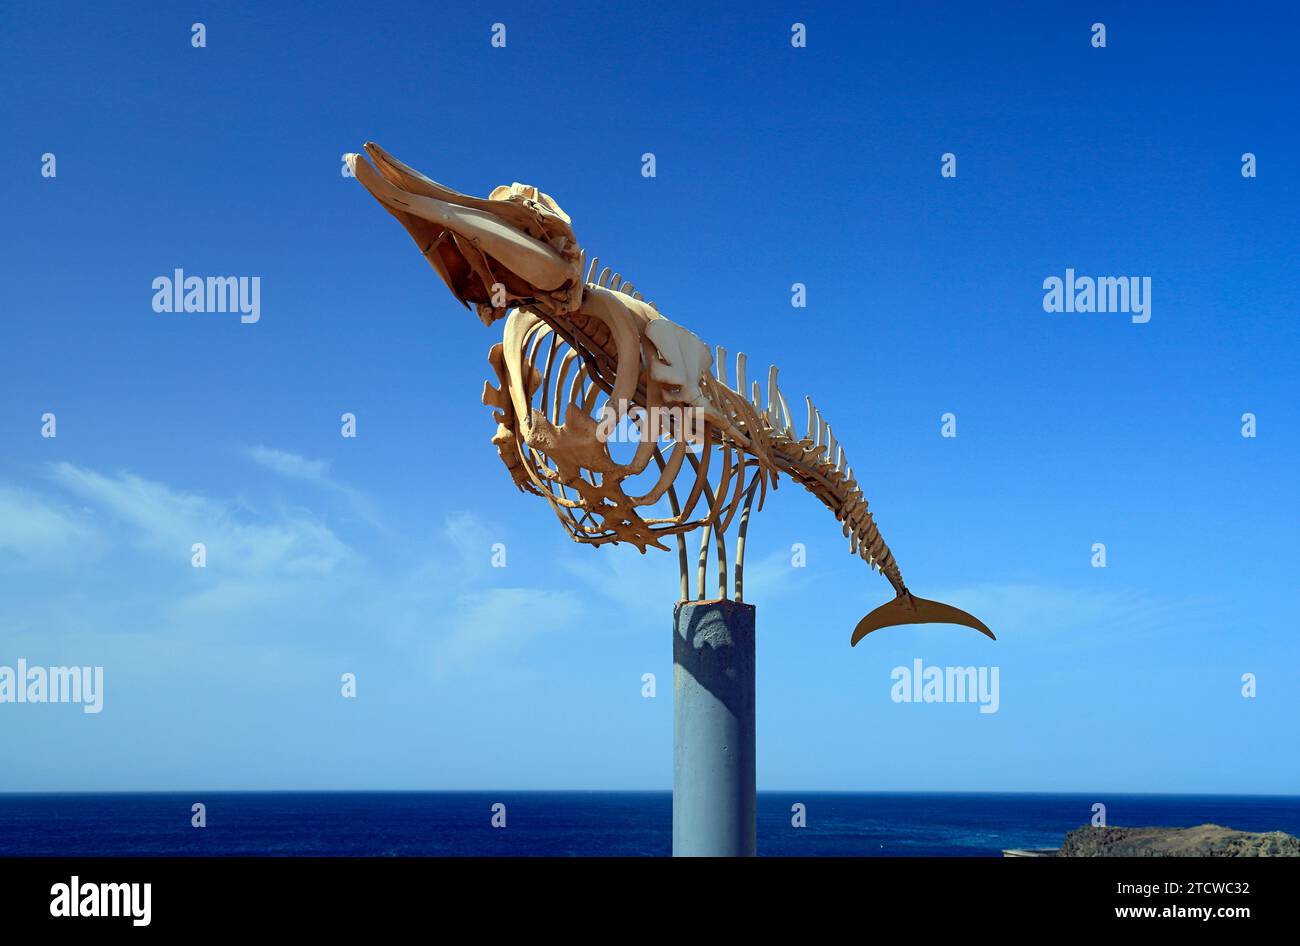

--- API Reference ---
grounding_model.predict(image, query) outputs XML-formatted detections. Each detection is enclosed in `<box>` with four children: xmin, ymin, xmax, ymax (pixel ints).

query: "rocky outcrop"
<box><xmin>1061</xmin><ymin>823</ymin><xmax>1300</xmax><ymax>857</ymax></box>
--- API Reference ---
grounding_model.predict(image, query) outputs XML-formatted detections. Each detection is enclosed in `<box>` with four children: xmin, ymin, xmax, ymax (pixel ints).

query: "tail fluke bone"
<box><xmin>851</xmin><ymin>592</ymin><xmax>995</xmax><ymax>645</ymax></box>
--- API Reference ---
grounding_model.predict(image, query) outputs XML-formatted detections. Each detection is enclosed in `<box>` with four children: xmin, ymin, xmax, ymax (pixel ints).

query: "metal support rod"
<box><xmin>653</xmin><ymin>448</ymin><xmax>691</xmax><ymax>600</ymax></box>
<box><xmin>733</xmin><ymin>474</ymin><xmax>761</xmax><ymax>602</ymax></box>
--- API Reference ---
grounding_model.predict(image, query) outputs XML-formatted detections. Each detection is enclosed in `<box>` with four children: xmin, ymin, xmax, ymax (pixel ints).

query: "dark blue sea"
<box><xmin>1</xmin><ymin>792</ymin><xmax>1297</xmax><ymax>857</ymax></box>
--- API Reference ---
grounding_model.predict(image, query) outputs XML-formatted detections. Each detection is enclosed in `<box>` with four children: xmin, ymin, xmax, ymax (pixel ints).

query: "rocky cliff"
<box><xmin>1061</xmin><ymin>823</ymin><xmax>1300</xmax><ymax>857</ymax></box>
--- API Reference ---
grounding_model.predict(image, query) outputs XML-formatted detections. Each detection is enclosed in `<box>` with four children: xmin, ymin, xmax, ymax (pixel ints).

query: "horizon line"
<box><xmin>3</xmin><ymin>788</ymin><xmax>1298</xmax><ymax>799</ymax></box>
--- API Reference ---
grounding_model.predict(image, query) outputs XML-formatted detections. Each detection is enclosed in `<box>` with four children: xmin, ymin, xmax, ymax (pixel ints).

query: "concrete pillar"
<box><xmin>672</xmin><ymin>599</ymin><xmax>756</xmax><ymax>857</ymax></box>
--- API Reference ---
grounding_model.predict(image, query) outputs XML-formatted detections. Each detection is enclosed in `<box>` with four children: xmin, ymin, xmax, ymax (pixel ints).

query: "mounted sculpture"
<box><xmin>348</xmin><ymin>142</ymin><xmax>993</xmax><ymax>645</ymax></box>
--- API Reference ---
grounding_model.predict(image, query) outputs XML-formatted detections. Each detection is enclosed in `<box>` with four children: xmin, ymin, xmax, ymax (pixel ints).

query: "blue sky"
<box><xmin>1</xmin><ymin>1</ymin><xmax>1296</xmax><ymax>794</ymax></box>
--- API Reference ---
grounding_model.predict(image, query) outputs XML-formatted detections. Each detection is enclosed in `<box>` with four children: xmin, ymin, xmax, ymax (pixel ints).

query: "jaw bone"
<box><xmin>348</xmin><ymin>143</ymin><xmax>579</xmax><ymax>307</ymax></box>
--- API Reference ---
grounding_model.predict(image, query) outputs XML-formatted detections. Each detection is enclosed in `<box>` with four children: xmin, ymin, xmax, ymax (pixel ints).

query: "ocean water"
<box><xmin>0</xmin><ymin>792</ymin><xmax>1297</xmax><ymax>857</ymax></box>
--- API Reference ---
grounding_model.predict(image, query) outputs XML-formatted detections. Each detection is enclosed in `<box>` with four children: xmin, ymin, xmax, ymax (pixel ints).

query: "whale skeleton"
<box><xmin>349</xmin><ymin>142</ymin><xmax>993</xmax><ymax>645</ymax></box>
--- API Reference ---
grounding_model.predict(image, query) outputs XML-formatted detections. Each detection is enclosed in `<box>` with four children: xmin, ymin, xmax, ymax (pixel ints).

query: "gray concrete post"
<box><xmin>672</xmin><ymin>599</ymin><xmax>756</xmax><ymax>857</ymax></box>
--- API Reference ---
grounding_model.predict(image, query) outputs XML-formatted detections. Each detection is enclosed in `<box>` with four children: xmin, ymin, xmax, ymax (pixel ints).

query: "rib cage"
<box><xmin>485</xmin><ymin>314</ymin><xmax>760</xmax><ymax>528</ymax></box>
<box><xmin>482</xmin><ymin>268</ymin><xmax>908</xmax><ymax>600</ymax></box>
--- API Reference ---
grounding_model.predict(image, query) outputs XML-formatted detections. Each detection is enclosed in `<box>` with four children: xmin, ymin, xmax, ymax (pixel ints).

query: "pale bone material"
<box><xmin>349</xmin><ymin>143</ymin><xmax>993</xmax><ymax>644</ymax></box>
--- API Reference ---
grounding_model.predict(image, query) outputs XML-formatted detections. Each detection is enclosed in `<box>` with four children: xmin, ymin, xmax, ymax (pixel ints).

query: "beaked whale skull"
<box><xmin>349</xmin><ymin>142</ymin><xmax>585</xmax><ymax>325</ymax></box>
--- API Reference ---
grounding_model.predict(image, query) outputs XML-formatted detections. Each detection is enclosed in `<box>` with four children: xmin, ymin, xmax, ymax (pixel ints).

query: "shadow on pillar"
<box><xmin>672</xmin><ymin>599</ymin><xmax>756</xmax><ymax>857</ymax></box>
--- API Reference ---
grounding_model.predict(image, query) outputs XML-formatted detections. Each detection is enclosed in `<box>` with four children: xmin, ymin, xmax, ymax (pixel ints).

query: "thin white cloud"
<box><xmin>442</xmin><ymin>511</ymin><xmax>498</xmax><ymax>575</ymax></box>
<box><xmin>3</xmin><ymin>466</ymin><xmax>594</xmax><ymax>679</ymax></box>
<box><xmin>921</xmin><ymin>581</ymin><xmax>1215</xmax><ymax>647</ymax></box>
<box><xmin>48</xmin><ymin>462</ymin><xmax>352</xmax><ymax>577</ymax></box>
<box><xmin>432</xmin><ymin>586</ymin><xmax>584</xmax><ymax>674</ymax></box>
<box><xmin>245</xmin><ymin>446</ymin><xmax>332</xmax><ymax>485</ymax></box>
<box><xmin>0</xmin><ymin>483</ymin><xmax>103</xmax><ymax>566</ymax></box>
<box><xmin>243</xmin><ymin>445</ymin><xmax>383</xmax><ymax>529</ymax></box>
<box><xmin>732</xmin><ymin>546</ymin><xmax>806</xmax><ymax>603</ymax></box>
